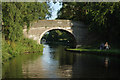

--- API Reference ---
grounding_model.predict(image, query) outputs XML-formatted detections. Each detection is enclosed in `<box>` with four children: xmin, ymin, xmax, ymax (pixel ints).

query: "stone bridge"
<box><xmin>23</xmin><ymin>20</ymin><xmax>90</xmax><ymax>46</ymax></box>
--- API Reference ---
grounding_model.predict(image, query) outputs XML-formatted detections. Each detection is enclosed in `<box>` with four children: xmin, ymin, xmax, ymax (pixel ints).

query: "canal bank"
<box><xmin>66</xmin><ymin>48</ymin><xmax>120</xmax><ymax>57</ymax></box>
<box><xmin>2</xmin><ymin>38</ymin><xmax>43</xmax><ymax>64</ymax></box>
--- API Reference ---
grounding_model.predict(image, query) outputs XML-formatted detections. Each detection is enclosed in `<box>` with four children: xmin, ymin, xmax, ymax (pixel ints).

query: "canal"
<box><xmin>2</xmin><ymin>44</ymin><xmax>120</xmax><ymax>78</ymax></box>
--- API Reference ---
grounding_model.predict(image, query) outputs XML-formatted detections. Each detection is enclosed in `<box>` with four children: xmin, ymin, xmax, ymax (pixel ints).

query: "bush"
<box><xmin>2</xmin><ymin>38</ymin><xmax>43</xmax><ymax>62</ymax></box>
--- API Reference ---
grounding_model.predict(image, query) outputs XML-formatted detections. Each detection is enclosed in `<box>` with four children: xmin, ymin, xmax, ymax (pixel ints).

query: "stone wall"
<box><xmin>30</xmin><ymin>20</ymin><xmax>72</xmax><ymax>28</ymax></box>
<box><xmin>23</xmin><ymin>20</ymin><xmax>91</xmax><ymax>46</ymax></box>
<box><xmin>23</xmin><ymin>27</ymin><xmax>73</xmax><ymax>44</ymax></box>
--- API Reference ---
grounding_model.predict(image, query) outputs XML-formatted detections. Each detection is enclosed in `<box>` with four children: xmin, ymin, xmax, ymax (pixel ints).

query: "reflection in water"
<box><xmin>2</xmin><ymin>44</ymin><xmax>120</xmax><ymax>78</ymax></box>
<box><xmin>58</xmin><ymin>65</ymin><xmax>72</xmax><ymax>78</ymax></box>
<box><xmin>104</xmin><ymin>57</ymin><xmax>109</xmax><ymax>68</ymax></box>
<box><xmin>22</xmin><ymin>45</ymin><xmax>60</xmax><ymax>78</ymax></box>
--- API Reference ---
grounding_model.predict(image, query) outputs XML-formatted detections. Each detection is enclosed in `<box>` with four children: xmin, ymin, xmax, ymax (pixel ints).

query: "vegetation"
<box><xmin>2</xmin><ymin>38</ymin><xmax>43</xmax><ymax>62</ymax></box>
<box><xmin>41</xmin><ymin>30</ymin><xmax>76</xmax><ymax>47</ymax></box>
<box><xmin>58</xmin><ymin>2</ymin><xmax>120</xmax><ymax>55</ymax></box>
<box><xmin>66</xmin><ymin>48</ymin><xmax>120</xmax><ymax>57</ymax></box>
<box><xmin>67</xmin><ymin>48</ymin><xmax>120</xmax><ymax>54</ymax></box>
<box><xmin>57</xmin><ymin>2</ymin><xmax>120</xmax><ymax>47</ymax></box>
<box><xmin>2</xmin><ymin>2</ymin><xmax>50</xmax><ymax>62</ymax></box>
<box><xmin>2</xmin><ymin>2</ymin><xmax>50</xmax><ymax>41</ymax></box>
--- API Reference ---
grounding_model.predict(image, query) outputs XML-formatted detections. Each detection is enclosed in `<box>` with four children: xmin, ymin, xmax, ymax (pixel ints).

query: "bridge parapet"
<box><xmin>30</xmin><ymin>20</ymin><xmax>72</xmax><ymax>28</ymax></box>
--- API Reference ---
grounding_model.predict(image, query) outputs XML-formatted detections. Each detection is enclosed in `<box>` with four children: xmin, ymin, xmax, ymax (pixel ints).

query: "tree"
<box><xmin>57</xmin><ymin>2</ymin><xmax>120</xmax><ymax>43</ymax></box>
<box><xmin>2</xmin><ymin>2</ymin><xmax>50</xmax><ymax>41</ymax></box>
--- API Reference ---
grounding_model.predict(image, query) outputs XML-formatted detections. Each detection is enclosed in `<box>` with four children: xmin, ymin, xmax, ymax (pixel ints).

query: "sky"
<box><xmin>48</xmin><ymin>1</ymin><xmax>62</xmax><ymax>20</ymax></box>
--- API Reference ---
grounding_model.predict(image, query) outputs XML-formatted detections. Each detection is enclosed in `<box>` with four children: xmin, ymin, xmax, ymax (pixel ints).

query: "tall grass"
<box><xmin>2</xmin><ymin>38</ymin><xmax>43</xmax><ymax>62</ymax></box>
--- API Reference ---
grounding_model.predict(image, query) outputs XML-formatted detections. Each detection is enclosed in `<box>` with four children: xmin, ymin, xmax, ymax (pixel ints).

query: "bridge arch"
<box><xmin>39</xmin><ymin>27</ymin><xmax>76</xmax><ymax>45</ymax></box>
<box><xmin>23</xmin><ymin>20</ymin><xmax>90</xmax><ymax>46</ymax></box>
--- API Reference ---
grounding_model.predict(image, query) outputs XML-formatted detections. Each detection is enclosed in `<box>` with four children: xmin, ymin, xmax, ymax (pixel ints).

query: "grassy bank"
<box><xmin>67</xmin><ymin>48</ymin><xmax>120</xmax><ymax>54</ymax></box>
<box><xmin>66</xmin><ymin>48</ymin><xmax>120</xmax><ymax>57</ymax></box>
<box><xmin>2</xmin><ymin>38</ymin><xmax>43</xmax><ymax>63</ymax></box>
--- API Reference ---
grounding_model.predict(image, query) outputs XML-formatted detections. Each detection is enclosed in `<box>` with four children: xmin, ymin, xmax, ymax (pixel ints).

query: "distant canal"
<box><xmin>2</xmin><ymin>44</ymin><xmax>120</xmax><ymax>78</ymax></box>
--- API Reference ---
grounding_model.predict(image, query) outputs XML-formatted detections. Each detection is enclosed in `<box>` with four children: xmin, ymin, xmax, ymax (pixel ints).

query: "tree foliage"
<box><xmin>57</xmin><ymin>2</ymin><xmax>120</xmax><ymax>43</ymax></box>
<box><xmin>2</xmin><ymin>2</ymin><xmax>50</xmax><ymax>41</ymax></box>
<box><xmin>42</xmin><ymin>30</ymin><xmax>76</xmax><ymax>46</ymax></box>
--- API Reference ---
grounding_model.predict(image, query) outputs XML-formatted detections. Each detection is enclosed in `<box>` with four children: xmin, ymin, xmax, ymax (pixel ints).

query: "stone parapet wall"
<box><xmin>30</xmin><ymin>20</ymin><xmax>72</xmax><ymax>28</ymax></box>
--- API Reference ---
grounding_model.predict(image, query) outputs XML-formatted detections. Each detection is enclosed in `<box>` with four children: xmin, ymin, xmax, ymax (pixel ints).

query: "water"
<box><xmin>2</xmin><ymin>44</ymin><xmax>120</xmax><ymax>78</ymax></box>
